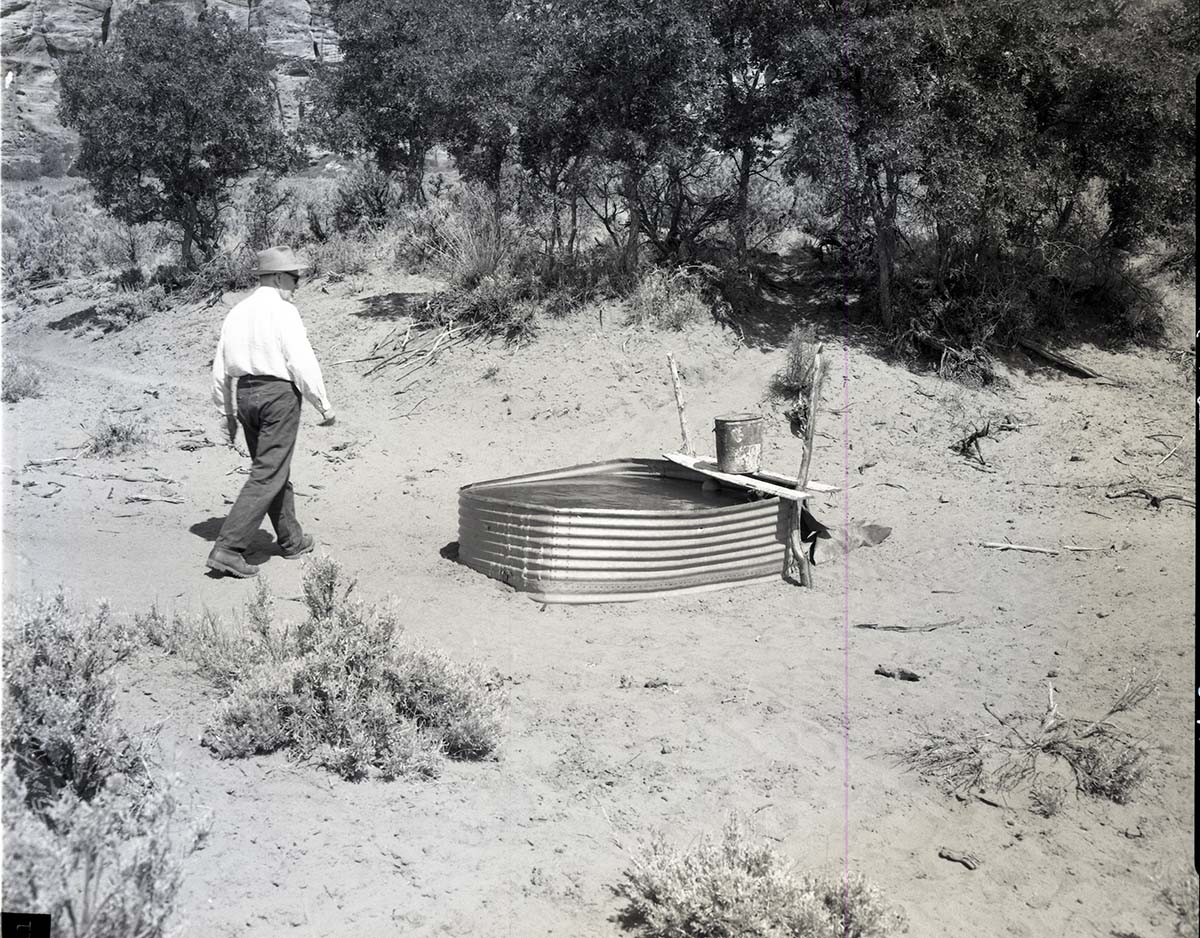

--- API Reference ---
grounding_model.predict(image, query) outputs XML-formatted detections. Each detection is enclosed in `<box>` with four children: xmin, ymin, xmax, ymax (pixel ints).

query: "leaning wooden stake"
<box><xmin>666</xmin><ymin>352</ymin><xmax>696</xmax><ymax>456</ymax></box>
<box><xmin>784</xmin><ymin>345</ymin><xmax>827</xmax><ymax>587</ymax></box>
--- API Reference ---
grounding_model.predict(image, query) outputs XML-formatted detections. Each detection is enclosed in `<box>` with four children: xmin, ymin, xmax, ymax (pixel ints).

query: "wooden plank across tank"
<box><xmin>662</xmin><ymin>452</ymin><xmax>839</xmax><ymax>501</ymax></box>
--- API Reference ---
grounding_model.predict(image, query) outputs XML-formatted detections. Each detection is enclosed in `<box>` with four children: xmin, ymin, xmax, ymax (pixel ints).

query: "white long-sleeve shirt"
<box><xmin>211</xmin><ymin>286</ymin><xmax>333</xmax><ymax>419</ymax></box>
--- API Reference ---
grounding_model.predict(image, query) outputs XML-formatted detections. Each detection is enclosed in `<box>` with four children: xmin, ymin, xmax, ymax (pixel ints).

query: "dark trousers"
<box><xmin>216</xmin><ymin>376</ymin><xmax>305</xmax><ymax>554</ymax></box>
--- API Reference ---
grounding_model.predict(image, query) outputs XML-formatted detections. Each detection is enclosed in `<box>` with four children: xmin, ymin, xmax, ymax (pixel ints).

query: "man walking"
<box><xmin>206</xmin><ymin>245</ymin><xmax>335</xmax><ymax>578</ymax></box>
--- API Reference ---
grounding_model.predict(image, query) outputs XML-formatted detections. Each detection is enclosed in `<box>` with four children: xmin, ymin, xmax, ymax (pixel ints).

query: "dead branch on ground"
<box><xmin>980</xmin><ymin>541</ymin><xmax>1060</xmax><ymax>555</ymax></box>
<box><xmin>1105</xmin><ymin>488</ymin><xmax>1195</xmax><ymax>509</ymax></box>
<box><xmin>953</xmin><ymin>422</ymin><xmax>991</xmax><ymax>465</ymax></box>
<box><xmin>900</xmin><ymin>675</ymin><xmax>1160</xmax><ymax>805</ymax></box>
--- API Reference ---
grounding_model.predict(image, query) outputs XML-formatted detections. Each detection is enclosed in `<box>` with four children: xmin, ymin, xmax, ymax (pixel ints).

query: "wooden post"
<box><xmin>666</xmin><ymin>352</ymin><xmax>696</xmax><ymax>456</ymax></box>
<box><xmin>784</xmin><ymin>345</ymin><xmax>827</xmax><ymax>587</ymax></box>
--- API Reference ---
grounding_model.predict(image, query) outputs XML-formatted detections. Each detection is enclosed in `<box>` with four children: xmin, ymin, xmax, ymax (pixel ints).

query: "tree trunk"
<box><xmin>733</xmin><ymin>139</ymin><xmax>756</xmax><ymax>267</ymax></box>
<box><xmin>620</xmin><ymin>168</ymin><xmax>642</xmax><ymax>277</ymax></box>
<box><xmin>868</xmin><ymin>164</ymin><xmax>900</xmax><ymax>329</ymax></box>
<box><xmin>180</xmin><ymin>226</ymin><xmax>195</xmax><ymax>271</ymax></box>
<box><xmin>566</xmin><ymin>187</ymin><xmax>579</xmax><ymax>260</ymax></box>
<box><xmin>876</xmin><ymin>227</ymin><xmax>894</xmax><ymax>329</ymax></box>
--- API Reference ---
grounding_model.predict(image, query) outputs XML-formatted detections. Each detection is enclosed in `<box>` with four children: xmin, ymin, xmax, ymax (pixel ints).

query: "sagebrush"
<box><xmin>2</xmin><ymin>357</ymin><xmax>44</xmax><ymax>403</ymax></box>
<box><xmin>153</xmin><ymin>557</ymin><xmax>505</xmax><ymax>781</ymax></box>
<box><xmin>2</xmin><ymin>593</ymin><xmax>200</xmax><ymax>937</ymax></box>
<box><xmin>617</xmin><ymin>816</ymin><xmax>907</xmax><ymax>937</ymax></box>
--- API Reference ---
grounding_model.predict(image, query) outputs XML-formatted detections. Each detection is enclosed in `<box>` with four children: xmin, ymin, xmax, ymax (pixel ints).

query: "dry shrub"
<box><xmin>774</xmin><ymin>324</ymin><xmax>820</xmax><ymax>397</ymax></box>
<box><xmin>2</xmin><ymin>356</ymin><xmax>44</xmax><ymax>403</ymax></box>
<box><xmin>1</xmin><ymin>183</ymin><xmax>129</xmax><ymax>288</ymax></box>
<box><xmin>1158</xmin><ymin>867</ymin><xmax>1200</xmax><ymax>938</ymax></box>
<box><xmin>181</xmin><ymin>245</ymin><xmax>258</xmax><ymax>304</ymax></box>
<box><xmin>2</xmin><ymin>593</ymin><xmax>200</xmax><ymax>936</ymax></box>
<box><xmin>618</xmin><ymin>816</ymin><xmax>907</xmax><ymax>938</ymax></box>
<box><xmin>625</xmin><ymin>266</ymin><xmax>711</xmax><ymax>331</ymax></box>
<box><xmin>82</xmin><ymin>415</ymin><xmax>150</xmax><ymax>457</ymax></box>
<box><xmin>1028</xmin><ymin>780</ymin><xmax>1068</xmax><ymax>818</ymax></box>
<box><xmin>398</xmin><ymin>184</ymin><xmax>519</xmax><ymax>290</ymax></box>
<box><xmin>3</xmin><ymin>593</ymin><xmax>143</xmax><ymax>806</ymax></box>
<box><xmin>418</xmin><ymin>274</ymin><xmax>539</xmax><ymax>343</ymax></box>
<box><xmin>331</xmin><ymin>163</ymin><xmax>403</xmax><ymax>234</ymax></box>
<box><xmin>901</xmin><ymin>675</ymin><xmax>1158</xmax><ymax>805</ymax></box>
<box><xmin>94</xmin><ymin>283</ymin><xmax>170</xmax><ymax>331</ymax></box>
<box><xmin>168</xmin><ymin>558</ymin><xmax>504</xmax><ymax>781</ymax></box>
<box><xmin>310</xmin><ymin>236</ymin><xmax>372</xmax><ymax>279</ymax></box>
<box><xmin>136</xmin><ymin>585</ymin><xmax>287</xmax><ymax>693</ymax></box>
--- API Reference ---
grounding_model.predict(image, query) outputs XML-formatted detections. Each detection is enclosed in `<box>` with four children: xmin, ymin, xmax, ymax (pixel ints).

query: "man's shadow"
<box><xmin>190</xmin><ymin>517</ymin><xmax>281</xmax><ymax>575</ymax></box>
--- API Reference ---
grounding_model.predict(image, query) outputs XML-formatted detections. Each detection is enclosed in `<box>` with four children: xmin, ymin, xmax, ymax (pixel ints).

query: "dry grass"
<box><xmin>82</xmin><ymin>415</ymin><xmax>150</xmax><ymax>458</ymax></box>
<box><xmin>901</xmin><ymin>675</ymin><xmax>1159</xmax><ymax>806</ymax></box>
<box><xmin>625</xmin><ymin>267</ymin><xmax>711</xmax><ymax>331</ymax></box>
<box><xmin>773</xmin><ymin>324</ymin><xmax>819</xmax><ymax>396</ymax></box>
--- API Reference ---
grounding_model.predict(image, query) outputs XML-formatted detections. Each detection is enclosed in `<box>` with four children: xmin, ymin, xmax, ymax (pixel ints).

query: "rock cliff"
<box><xmin>0</xmin><ymin>0</ymin><xmax>338</xmax><ymax>174</ymax></box>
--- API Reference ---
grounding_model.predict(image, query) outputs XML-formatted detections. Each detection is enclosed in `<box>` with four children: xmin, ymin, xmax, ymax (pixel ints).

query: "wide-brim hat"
<box><xmin>256</xmin><ymin>245</ymin><xmax>310</xmax><ymax>274</ymax></box>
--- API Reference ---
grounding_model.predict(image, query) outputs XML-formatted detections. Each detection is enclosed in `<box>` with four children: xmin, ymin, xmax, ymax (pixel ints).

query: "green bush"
<box><xmin>618</xmin><ymin>817</ymin><xmax>908</xmax><ymax>938</ymax></box>
<box><xmin>2</xmin><ymin>357</ymin><xmax>44</xmax><ymax>403</ymax></box>
<box><xmin>189</xmin><ymin>557</ymin><xmax>504</xmax><ymax>781</ymax></box>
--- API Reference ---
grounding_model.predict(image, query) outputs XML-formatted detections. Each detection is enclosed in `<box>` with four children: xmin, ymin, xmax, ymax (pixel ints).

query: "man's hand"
<box><xmin>319</xmin><ymin>409</ymin><xmax>336</xmax><ymax>427</ymax></box>
<box><xmin>224</xmin><ymin>415</ymin><xmax>248</xmax><ymax>457</ymax></box>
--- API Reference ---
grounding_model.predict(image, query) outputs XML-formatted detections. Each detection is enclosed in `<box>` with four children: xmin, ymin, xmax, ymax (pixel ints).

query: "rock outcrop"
<box><xmin>0</xmin><ymin>0</ymin><xmax>338</xmax><ymax>174</ymax></box>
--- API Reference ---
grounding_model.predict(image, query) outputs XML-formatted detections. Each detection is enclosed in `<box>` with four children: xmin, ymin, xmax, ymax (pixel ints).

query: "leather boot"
<box><xmin>280</xmin><ymin>533</ymin><xmax>315</xmax><ymax>559</ymax></box>
<box><xmin>206</xmin><ymin>546</ymin><xmax>259</xmax><ymax>578</ymax></box>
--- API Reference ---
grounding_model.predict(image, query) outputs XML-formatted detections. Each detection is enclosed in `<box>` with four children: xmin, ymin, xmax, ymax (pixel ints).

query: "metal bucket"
<box><xmin>714</xmin><ymin>413</ymin><xmax>763</xmax><ymax>474</ymax></box>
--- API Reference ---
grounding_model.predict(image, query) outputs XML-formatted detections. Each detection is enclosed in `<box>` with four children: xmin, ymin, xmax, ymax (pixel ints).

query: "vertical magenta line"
<box><xmin>841</xmin><ymin>0</ymin><xmax>852</xmax><ymax>922</ymax></box>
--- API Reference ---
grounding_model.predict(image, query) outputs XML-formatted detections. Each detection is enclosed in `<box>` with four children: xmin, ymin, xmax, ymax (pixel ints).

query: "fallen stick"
<box><xmin>1017</xmin><ymin>337</ymin><xmax>1103</xmax><ymax>379</ymax></box>
<box><xmin>665</xmin><ymin>352</ymin><xmax>696</xmax><ymax>456</ymax></box>
<box><xmin>1105</xmin><ymin>488</ymin><xmax>1195</xmax><ymax>509</ymax></box>
<box><xmin>855</xmin><ymin>617</ymin><xmax>964</xmax><ymax>633</ymax></box>
<box><xmin>24</xmin><ymin>456</ymin><xmax>81</xmax><ymax>468</ymax></box>
<box><xmin>980</xmin><ymin>542</ymin><xmax>1060</xmax><ymax>555</ymax></box>
<box><xmin>331</xmin><ymin>355</ymin><xmax>384</xmax><ymax>366</ymax></box>
<box><xmin>1155</xmin><ymin>441</ymin><xmax>1182</xmax><ymax>466</ymax></box>
<box><xmin>391</xmin><ymin>397</ymin><xmax>429</xmax><ymax>420</ymax></box>
<box><xmin>59</xmin><ymin>471</ymin><xmax>176</xmax><ymax>485</ymax></box>
<box><xmin>124</xmin><ymin>495</ymin><xmax>184</xmax><ymax>505</ymax></box>
<box><xmin>1062</xmin><ymin>544</ymin><xmax>1117</xmax><ymax>552</ymax></box>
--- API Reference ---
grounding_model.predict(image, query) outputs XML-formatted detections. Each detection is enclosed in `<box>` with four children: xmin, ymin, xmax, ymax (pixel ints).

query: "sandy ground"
<box><xmin>1</xmin><ymin>266</ymin><xmax>1195</xmax><ymax>937</ymax></box>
